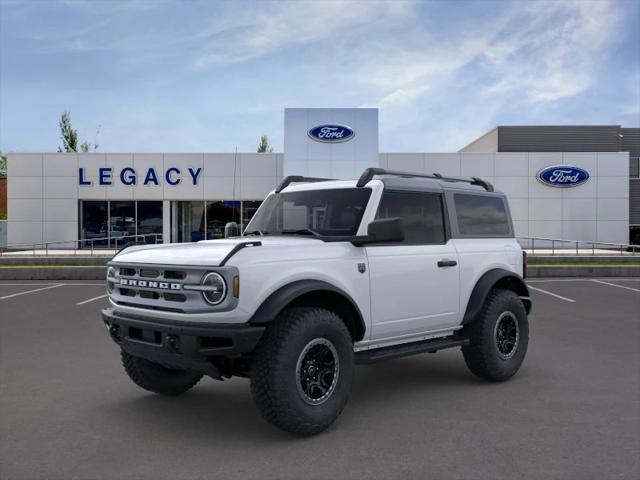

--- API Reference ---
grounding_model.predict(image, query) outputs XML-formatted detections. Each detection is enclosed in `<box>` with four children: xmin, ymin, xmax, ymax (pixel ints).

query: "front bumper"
<box><xmin>101</xmin><ymin>308</ymin><xmax>265</xmax><ymax>377</ymax></box>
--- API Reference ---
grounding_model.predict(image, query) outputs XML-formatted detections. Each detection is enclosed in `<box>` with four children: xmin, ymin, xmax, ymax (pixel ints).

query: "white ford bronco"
<box><xmin>102</xmin><ymin>168</ymin><xmax>532</xmax><ymax>435</ymax></box>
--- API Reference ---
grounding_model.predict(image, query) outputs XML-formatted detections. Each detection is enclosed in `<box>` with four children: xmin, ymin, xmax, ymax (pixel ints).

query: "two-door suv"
<box><xmin>102</xmin><ymin>168</ymin><xmax>532</xmax><ymax>435</ymax></box>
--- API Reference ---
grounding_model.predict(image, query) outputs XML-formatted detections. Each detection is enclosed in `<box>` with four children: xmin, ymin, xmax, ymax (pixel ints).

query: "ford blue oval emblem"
<box><xmin>308</xmin><ymin>124</ymin><xmax>355</xmax><ymax>143</ymax></box>
<box><xmin>537</xmin><ymin>165</ymin><xmax>589</xmax><ymax>188</ymax></box>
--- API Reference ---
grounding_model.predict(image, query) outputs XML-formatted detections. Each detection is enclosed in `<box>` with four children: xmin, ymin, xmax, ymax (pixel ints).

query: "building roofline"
<box><xmin>457</xmin><ymin>127</ymin><xmax>497</xmax><ymax>152</ymax></box>
<box><xmin>494</xmin><ymin>124</ymin><xmax>621</xmax><ymax>128</ymax></box>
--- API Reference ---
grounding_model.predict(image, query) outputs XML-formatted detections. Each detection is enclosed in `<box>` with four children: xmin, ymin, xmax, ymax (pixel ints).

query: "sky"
<box><xmin>0</xmin><ymin>0</ymin><xmax>639</xmax><ymax>153</ymax></box>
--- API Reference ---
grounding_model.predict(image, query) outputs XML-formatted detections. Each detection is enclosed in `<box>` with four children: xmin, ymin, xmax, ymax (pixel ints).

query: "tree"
<box><xmin>0</xmin><ymin>152</ymin><xmax>6</xmax><ymax>176</ymax></box>
<box><xmin>58</xmin><ymin>111</ymin><xmax>78</xmax><ymax>152</ymax></box>
<box><xmin>58</xmin><ymin>111</ymin><xmax>99</xmax><ymax>152</ymax></box>
<box><xmin>257</xmin><ymin>134</ymin><xmax>273</xmax><ymax>153</ymax></box>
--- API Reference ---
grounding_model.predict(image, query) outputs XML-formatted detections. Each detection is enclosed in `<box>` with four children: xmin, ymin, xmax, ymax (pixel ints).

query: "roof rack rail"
<box><xmin>275</xmin><ymin>175</ymin><xmax>334</xmax><ymax>193</ymax></box>
<box><xmin>356</xmin><ymin>168</ymin><xmax>494</xmax><ymax>192</ymax></box>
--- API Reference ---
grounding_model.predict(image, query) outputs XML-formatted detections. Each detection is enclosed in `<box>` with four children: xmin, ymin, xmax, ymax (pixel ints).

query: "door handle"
<box><xmin>437</xmin><ymin>259</ymin><xmax>457</xmax><ymax>268</ymax></box>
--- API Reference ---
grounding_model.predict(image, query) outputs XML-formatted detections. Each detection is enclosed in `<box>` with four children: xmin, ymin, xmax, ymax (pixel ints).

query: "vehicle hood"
<box><xmin>111</xmin><ymin>236</ymin><xmax>324</xmax><ymax>266</ymax></box>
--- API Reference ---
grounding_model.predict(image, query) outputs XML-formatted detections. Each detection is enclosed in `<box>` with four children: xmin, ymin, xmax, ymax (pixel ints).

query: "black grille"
<box><xmin>140</xmin><ymin>290</ymin><xmax>160</xmax><ymax>300</ymax></box>
<box><xmin>163</xmin><ymin>292</ymin><xmax>186</xmax><ymax>302</ymax></box>
<box><xmin>164</xmin><ymin>270</ymin><xmax>186</xmax><ymax>280</ymax></box>
<box><xmin>140</xmin><ymin>269</ymin><xmax>160</xmax><ymax>278</ymax></box>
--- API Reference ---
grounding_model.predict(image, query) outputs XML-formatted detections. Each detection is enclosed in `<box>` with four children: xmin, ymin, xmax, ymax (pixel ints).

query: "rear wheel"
<box><xmin>121</xmin><ymin>351</ymin><xmax>202</xmax><ymax>396</ymax></box>
<box><xmin>250</xmin><ymin>307</ymin><xmax>354</xmax><ymax>435</ymax></box>
<box><xmin>462</xmin><ymin>289</ymin><xmax>529</xmax><ymax>381</ymax></box>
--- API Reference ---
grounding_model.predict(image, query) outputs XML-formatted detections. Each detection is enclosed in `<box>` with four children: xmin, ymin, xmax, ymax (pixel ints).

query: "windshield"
<box><xmin>245</xmin><ymin>188</ymin><xmax>372</xmax><ymax>237</ymax></box>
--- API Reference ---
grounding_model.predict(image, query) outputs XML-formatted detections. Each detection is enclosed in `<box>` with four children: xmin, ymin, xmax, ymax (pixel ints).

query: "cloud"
<box><xmin>361</xmin><ymin>85</ymin><xmax>430</xmax><ymax>109</ymax></box>
<box><xmin>246</xmin><ymin>103</ymin><xmax>283</xmax><ymax>114</ymax></box>
<box><xmin>128</xmin><ymin>0</ymin><xmax>630</xmax><ymax>148</ymax></box>
<box><xmin>360</xmin><ymin>0</ymin><xmax>622</xmax><ymax>108</ymax></box>
<box><xmin>342</xmin><ymin>0</ymin><xmax>625</xmax><ymax>150</ymax></box>
<box><xmin>1</xmin><ymin>0</ymin><xmax>633</xmax><ymax>152</ymax></box>
<box><xmin>482</xmin><ymin>0</ymin><xmax>622</xmax><ymax>103</ymax></box>
<box><xmin>192</xmin><ymin>1</ymin><xmax>411</xmax><ymax>69</ymax></box>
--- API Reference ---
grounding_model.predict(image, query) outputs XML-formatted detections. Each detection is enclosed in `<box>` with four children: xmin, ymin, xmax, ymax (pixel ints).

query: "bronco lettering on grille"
<box><xmin>119</xmin><ymin>278</ymin><xmax>182</xmax><ymax>290</ymax></box>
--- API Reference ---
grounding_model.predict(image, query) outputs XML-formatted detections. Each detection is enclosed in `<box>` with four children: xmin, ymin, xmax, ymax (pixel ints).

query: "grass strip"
<box><xmin>0</xmin><ymin>265</ymin><xmax>105</xmax><ymax>269</ymax></box>
<box><xmin>532</xmin><ymin>262</ymin><xmax>640</xmax><ymax>267</ymax></box>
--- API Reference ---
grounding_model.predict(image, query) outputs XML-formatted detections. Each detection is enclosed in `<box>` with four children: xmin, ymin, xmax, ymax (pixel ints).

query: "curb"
<box><xmin>0</xmin><ymin>256</ymin><xmax>110</xmax><ymax>266</ymax></box>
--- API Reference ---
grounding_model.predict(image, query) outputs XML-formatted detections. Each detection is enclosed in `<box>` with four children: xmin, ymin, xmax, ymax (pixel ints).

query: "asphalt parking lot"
<box><xmin>1</xmin><ymin>279</ymin><xmax>639</xmax><ymax>480</ymax></box>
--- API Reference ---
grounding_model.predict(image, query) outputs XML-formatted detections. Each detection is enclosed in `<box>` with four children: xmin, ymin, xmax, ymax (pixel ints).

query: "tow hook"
<box><xmin>166</xmin><ymin>334</ymin><xmax>179</xmax><ymax>352</ymax></box>
<box><xmin>108</xmin><ymin>324</ymin><xmax>121</xmax><ymax>342</ymax></box>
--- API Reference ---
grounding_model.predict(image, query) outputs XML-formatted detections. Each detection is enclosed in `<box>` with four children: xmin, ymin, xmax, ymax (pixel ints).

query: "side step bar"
<box><xmin>355</xmin><ymin>335</ymin><xmax>469</xmax><ymax>364</ymax></box>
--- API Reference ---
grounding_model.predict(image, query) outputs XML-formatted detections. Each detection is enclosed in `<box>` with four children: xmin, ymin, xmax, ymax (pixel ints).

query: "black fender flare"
<box><xmin>249</xmin><ymin>279</ymin><xmax>366</xmax><ymax>340</ymax></box>
<box><xmin>463</xmin><ymin>269</ymin><xmax>531</xmax><ymax>324</ymax></box>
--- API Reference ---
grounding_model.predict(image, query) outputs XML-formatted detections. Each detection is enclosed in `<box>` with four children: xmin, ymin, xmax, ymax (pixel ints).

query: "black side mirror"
<box><xmin>353</xmin><ymin>217</ymin><xmax>404</xmax><ymax>246</ymax></box>
<box><xmin>224</xmin><ymin>222</ymin><xmax>239</xmax><ymax>238</ymax></box>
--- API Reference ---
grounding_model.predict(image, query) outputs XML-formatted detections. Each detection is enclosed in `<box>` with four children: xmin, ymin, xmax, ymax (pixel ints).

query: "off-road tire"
<box><xmin>250</xmin><ymin>307</ymin><xmax>354</xmax><ymax>436</ymax></box>
<box><xmin>462</xmin><ymin>289</ymin><xmax>529</xmax><ymax>381</ymax></box>
<box><xmin>121</xmin><ymin>350</ymin><xmax>203</xmax><ymax>396</ymax></box>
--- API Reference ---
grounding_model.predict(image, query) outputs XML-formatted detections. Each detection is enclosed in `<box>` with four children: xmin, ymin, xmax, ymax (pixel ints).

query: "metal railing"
<box><xmin>517</xmin><ymin>236</ymin><xmax>640</xmax><ymax>256</ymax></box>
<box><xmin>0</xmin><ymin>233</ymin><xmax>163</xmax><ymax>256</ymax></box>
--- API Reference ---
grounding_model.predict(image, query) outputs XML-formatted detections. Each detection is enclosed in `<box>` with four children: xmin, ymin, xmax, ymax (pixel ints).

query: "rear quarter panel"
<box><xmin>452</xmin><ymin>238</ymin><xmax>523</xmax><ymax>323</ymax></box>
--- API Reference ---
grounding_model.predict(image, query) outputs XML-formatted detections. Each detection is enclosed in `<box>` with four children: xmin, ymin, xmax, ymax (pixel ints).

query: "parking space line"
<box><xmin>0</xmin><ymin>284</ymin><xmax>64</xmax><ymax>300</ymax></box>
<box><xmin>76</xmin><ymin>294</ymin><xmax>108</xmax><ymax>306</ymax></box>
<box><xmin>527</xmin><ymin>279</ymin><xmax>590</xmax><ymax>283</ymax></box>
<box><xmin>527</xmin><ymin>285</ymin><xmax>576</xmax><ymax>303</ymax></box>
<box><xmin>591</xmin><ymin>279</ymin><xmax>640</xmax><ymax>293</ymax></box>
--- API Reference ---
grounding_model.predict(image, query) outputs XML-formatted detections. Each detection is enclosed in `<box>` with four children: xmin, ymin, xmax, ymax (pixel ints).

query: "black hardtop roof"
<box><xmin>379</xmin><ymin>175</ymin><xmax>494</xmax><ymax>193</ymax></box>
<box><xmin>275</xmin><ymin>168</ymin><xmax>497</xmax><ymax>194</ymax></box>
<box><xmin>356</xmin><ymin>168</ymin><xmax>494</xmax><ymax>192</ymax></box>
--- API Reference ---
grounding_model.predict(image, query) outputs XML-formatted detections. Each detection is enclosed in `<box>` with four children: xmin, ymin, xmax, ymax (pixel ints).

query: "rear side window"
<box><xmin>375</xmin><ymin>191</ymin><xmax>446</xmax><ymax>245</ymax></box>
<box><xmin>454</xmin><ymin>194</ymin><xmax>510</xmax><ymax>236</ymax></box>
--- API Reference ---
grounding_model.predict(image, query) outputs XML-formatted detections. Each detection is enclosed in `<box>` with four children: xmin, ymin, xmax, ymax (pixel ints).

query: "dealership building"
<box><xmin>5</xmin><ymin>108</ymin><xmax>639</xmax><ymax>248</ymax></box>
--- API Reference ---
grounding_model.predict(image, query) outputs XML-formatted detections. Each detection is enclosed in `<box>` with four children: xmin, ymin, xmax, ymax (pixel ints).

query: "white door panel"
<box><xmin>367</xmin><ymin>241</ymin><xmax>460</xmax><ymax>340</ymax></box>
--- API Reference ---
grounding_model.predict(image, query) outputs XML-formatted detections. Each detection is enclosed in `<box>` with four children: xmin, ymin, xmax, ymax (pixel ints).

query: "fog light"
<box><xmin>201</xmin><ymin>272</ymin><xmax>227</xmax><ymax>305</ymax></box>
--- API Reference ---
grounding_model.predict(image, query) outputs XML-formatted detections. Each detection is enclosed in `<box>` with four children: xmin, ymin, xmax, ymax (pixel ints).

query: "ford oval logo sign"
<box><xmin>308</xmin><ymin>124</ymin><xmax>355</xmax><ymax>143</ymax></box>
<box><xmin>537</xmin><ymin>165</ymin><xmax>590</xmax><ymax>188</ymax></box>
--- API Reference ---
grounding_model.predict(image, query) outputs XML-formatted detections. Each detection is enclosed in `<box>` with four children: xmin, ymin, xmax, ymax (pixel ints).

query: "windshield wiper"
<box><xmin>280</xmin><ymin>228</ymin><xmax>322</xmax><ymax>238</ymax></box>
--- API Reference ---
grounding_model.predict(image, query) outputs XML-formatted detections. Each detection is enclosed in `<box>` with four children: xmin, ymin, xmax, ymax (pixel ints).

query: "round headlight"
<box><xmin>201</xmin><ymin>272</ymin><xmax>227</xmax><ymax>305</ymax></box>
<box><xmin>106</xmin><ymin>267</ymin><xmax>116</xmax><ymax>293</ymax></box>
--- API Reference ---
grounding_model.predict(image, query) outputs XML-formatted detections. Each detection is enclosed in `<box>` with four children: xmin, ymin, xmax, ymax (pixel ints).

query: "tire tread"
<box><xmin>462</xmin><ymin>288</ymin><xmax>528</xmax><ymax>381</ymax></box>
<box><xmin>250</xmin><ymin>307</ymin><xmax>352</xmax><ymax>435</ymax></box>
<box><xmin>121</xmin><ymin>351</ymin><xmax>202</xmax><ymax>396</ymax></box>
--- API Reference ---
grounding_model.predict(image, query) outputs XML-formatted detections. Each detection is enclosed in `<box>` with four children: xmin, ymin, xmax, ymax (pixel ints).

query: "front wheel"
<box><xmin>250</xmin><ymin>307</ymin><xmax>354</xmax><ymax>435</ymax></box>
<box><xmin>462</xmin><ymin>289</ymin><xmax>529</xmax><ymax>381</ymax></box>
<box><xmin>121</xmin><ymin>351</ymin><xmax>203</xmax><ymax>396</ymax></box>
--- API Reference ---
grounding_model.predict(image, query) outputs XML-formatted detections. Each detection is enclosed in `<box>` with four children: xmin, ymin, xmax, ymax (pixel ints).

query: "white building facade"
<box><xmin>6</xmin><ymin>108</ymin><xmax>630</xmax><ymax>247</ymax></box>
